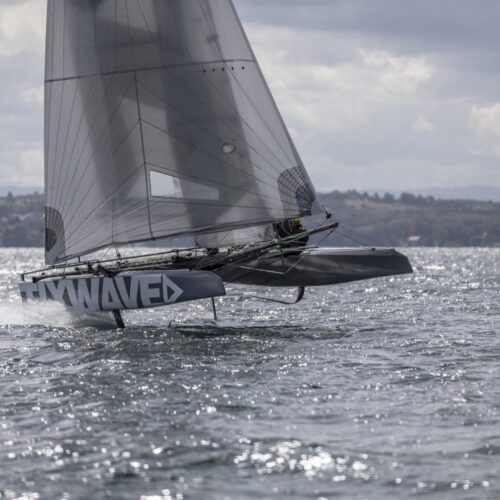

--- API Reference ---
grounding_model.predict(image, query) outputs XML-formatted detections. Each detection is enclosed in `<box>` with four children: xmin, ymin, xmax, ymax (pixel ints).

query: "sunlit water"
<box><xmin>0</xmin><ymin>248</ymin><xmax>499</xmax><ymax>500</ymax></box>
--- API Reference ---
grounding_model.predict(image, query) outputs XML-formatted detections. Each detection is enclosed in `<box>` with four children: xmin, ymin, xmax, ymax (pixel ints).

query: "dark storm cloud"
<box><xmin>236</xmin><ymin>0</ymin><xmax>500</xmax><ymax>95</ymax></box>
<box><xmin>237</xmin><ymin>0</ymin><xmax>500</xmax><ymax>52</ymax></box>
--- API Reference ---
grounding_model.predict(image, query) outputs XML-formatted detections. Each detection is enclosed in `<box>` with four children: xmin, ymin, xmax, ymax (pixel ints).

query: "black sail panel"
<box><xmin>44</xmin><ymin>0</ymin><xmax>320</xmax><ymax>264</ymax></box>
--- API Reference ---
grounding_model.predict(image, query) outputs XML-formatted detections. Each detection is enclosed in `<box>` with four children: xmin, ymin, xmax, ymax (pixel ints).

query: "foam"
<box><xmin>0</xmin><ymin>300</ymin><xmax>116</xmax><ymax>328</ymax></box>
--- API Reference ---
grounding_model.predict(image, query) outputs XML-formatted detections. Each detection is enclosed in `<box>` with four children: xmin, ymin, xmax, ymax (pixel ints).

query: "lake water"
<box><xmin>0</xmin><ymin>248</ymin><xmax>499</xmax><ymax>500</ymax></box>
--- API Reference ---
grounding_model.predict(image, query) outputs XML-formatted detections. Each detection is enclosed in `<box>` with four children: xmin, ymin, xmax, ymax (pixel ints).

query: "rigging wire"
<box><xmin>334</xmin><ymin>229</ymin><xmax>377</xmax><ymax>250</ymax></box>
<box><xmin>222</xmin><ymin>217</ymin><xmax>338</xmax><ymax>286</ymax></box>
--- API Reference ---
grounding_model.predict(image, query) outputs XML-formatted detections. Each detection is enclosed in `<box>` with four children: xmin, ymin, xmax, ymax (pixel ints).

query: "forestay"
<box><xmin>44</xmin><ymin>0</ymin><xmax>320</xmax><ymax>265</ymax></box>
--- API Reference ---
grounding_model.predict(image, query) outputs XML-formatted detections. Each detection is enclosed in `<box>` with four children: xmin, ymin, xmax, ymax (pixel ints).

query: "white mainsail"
<box><xmin>44</xmin><ymin>0</ymin><xmax>320</xmax><ymax>265</ymax></box>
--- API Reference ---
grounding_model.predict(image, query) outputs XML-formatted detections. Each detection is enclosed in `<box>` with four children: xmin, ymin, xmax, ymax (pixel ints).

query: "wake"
<box><xmin>0</xmin><ymin>300</ymin><xmax>116</xmax><ymax>328</ymax></box>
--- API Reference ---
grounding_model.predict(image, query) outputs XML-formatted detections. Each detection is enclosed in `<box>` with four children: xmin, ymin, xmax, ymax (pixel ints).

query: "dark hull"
<box><xmin>216</xmin><ymin>247</ymin><xmax>413</xmax><ymax>287</ymax></box>
<box><xmin>19</xmin><ymin>270</ymin><xmax>226</xmax><ymax>312</ymax></box>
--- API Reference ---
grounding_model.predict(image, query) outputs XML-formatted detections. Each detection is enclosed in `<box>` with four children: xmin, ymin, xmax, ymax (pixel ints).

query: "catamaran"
<box><xmin>19</xmin><ymin>0</ymin><xmax>412</xmax><ymax>327</ymax></box>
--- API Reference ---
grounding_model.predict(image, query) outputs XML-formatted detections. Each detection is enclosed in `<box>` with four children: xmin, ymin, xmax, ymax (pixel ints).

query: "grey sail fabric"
<box><xmin>44</xmin><ymin>0</ymin><xmax>320</xmax><ymax>264</ymax></box>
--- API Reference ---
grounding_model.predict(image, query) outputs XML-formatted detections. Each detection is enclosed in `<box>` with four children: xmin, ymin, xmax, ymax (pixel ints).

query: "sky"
<box><xmin>0</xmin><ymin>0</ymin><xmax>499</xmax><ymax>194</ymax></box>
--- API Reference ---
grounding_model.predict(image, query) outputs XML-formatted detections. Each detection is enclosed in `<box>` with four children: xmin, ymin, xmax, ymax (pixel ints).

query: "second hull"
<box><xmin>216</xmin><ymin>247</ymin><xmax>413</xmax><ymax>287</ymax></box>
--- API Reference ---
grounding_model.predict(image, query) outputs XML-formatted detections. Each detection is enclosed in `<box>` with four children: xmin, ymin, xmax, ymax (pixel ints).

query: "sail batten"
<box><xmin>44</xmin><ymin>0</ymin><xmax>320</xmax><ymax>265</ymax></box>
<box><xmin>45</xmin><ymin>59</ymin><xmax>257</xmax><ymax>84</ymax></box>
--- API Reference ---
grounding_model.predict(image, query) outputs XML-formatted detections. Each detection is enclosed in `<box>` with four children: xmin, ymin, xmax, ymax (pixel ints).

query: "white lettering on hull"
<box><xmin>140</xmin><ymin>275</ymin><xmax>162</xmax><ymax>308</ymax></box>
<box><xmin>76</xmin><ymin>278</ymin><xmax>100</xmax><ymax>310</ymax></box>
<box><xmin>102</xmin><ymin>279</ymin><xmax>124</xmax><ymax>310</ymax></box>
<box><xmin>115</xmin><ymin>276</ymin><xmax>140</xmax><ymax>309</ymax></box>
<box><xmin>19</xmin><ymin>273</ymin><xmax>186</xmax><ymax>312</ymax></box>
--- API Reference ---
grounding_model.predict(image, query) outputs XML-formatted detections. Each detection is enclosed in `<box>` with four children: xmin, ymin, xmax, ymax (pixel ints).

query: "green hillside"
<box><xmin>0</xmin><ymin>192</ymin><xmax>44</xmax><ymax>247</ymax></box>
<box><xmin>1</xmin><ymin>191</ymin><xmax>499</xmax><ymax>248</ymax></box>
<box><xmin>318</xmin><ymin>191</ymin><xmax>500</xmax><ymax>247</ymax></box>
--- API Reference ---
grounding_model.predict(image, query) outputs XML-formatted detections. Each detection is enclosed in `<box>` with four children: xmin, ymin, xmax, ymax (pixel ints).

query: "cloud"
<box><xmin>413</xmin><ymin>115</ymin><xmax>435</xmax><ymax>134</ymax></box>
<box><xmin>250</xmin><ymin>24</ymin><xmax>433</xmax><ymax>135</ymax></box>
<box><xmin>0</xmin><ymin>0</ymin><xmax>499</xmax><ymax>194</ymax></box>
<box><xmin>471</xmin><ymin>103</ymin><xmax>500</xmax><ymax>137</ymax></box>
<box><xmin>0</xmin><ymin>148</ymin><xmax>43</xmax><ymax>188</ymax></box>
<box><xmin>0</xmin><ymin>0</ymin><xmax>46</xmax><ymax>190</ymax></box>
<box><xmin>360</xmin><ymin>50</ymin><xmax>432</xmax><ymax>93</ymax></box>
<box><xmin>236</xmin><ymin>0</ymin><xmax>500</xmax><ymax>56</ymax></box>
<box><xmin>470</xmin><ymin>102</ymin><xmax>500</xmax><ymax>157</ymax></box>
<box><xmin>248</xmin><ymin>23</ymin><xmax>457</xmax><ymax>190</ymax></box>
<box><xmin>242</xmin><ymin>7</ymin><xmax>500</xmax><ymax>191</ymax></box>
<box><xmin>0</xmin><ymin>0</ymin><xmax>45</xmax><ymax>57</ymax></box>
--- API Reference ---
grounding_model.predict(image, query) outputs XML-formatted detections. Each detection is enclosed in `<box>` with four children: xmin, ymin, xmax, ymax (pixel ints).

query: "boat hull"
<box><xmin>19</xmin><ymin>270</ymin><xmax>226</xmax><ymax>312</ymax></box>
<box><xmin>216</xmin><ymin>247</ymin><xmax>413</xmax><ymax>287</ymax></box>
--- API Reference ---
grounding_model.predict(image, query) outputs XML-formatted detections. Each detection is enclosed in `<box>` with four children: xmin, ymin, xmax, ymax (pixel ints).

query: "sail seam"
<box><xmin>134</xmin><ymin>71</ymin><xmax>154</xmax><ymax>240</ymax></box>
<box><xmin>125</xmin><ymin>0</ymin><xmax>151</xmax><ymax>241</ymax></box>
<box><xmin>53</xmin><ymin>79</ymin><xmax>80</xmax><ymax>212</ymax></box>
<box><xmin>60</xmin><ymin>118</ymin><xmax>143</xmax><ymax>239</ymax></box>
<box><xmin>49</xmin><ymin>0</ymin><xmax>66</xmax><ymax>210</ymax></box>
<box><xmin>59</xmin><ymin>76</ymin><xmax>136</xmax><ymax>224</ymax></box>
<box><xmin>57</xmin><ymin>75</ymin><xmax>117</xmax><ymax>222</ymax></box>
<box><xmin>48</xmin><ymin>79</ymin><xmax>66</xmax><ymax>210</ymax></box>
<box><xmin>52</xmin><ymin>77</ymin><xmax>101</xmax><ymax>224</ymax></box>
<box><xmin>59</xmin><ymin>160</ymin><xmax>147</xmax><ymax>249</ymax></box>
<box><xmin>44</xmin><ymin>59</ymin><xmax>256</xmax><ymax>84</ymax></box>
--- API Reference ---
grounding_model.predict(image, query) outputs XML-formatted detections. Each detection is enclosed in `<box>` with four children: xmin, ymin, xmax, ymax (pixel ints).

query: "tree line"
<box><xmin>1</xmin><ymin>191</ymin><xmax>499</xmax><ymax>248</ymax></box>
<box><xmin>317</xmin><ymin>190</ymin><xmax>500</xmax><ymax>247</ymax></box>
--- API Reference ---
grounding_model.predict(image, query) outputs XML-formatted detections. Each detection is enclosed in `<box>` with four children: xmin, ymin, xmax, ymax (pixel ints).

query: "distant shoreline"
<box><xmin>1</xmin><ymin>191</ymin><xmax>499</xmax><ymax>248</ymax></box>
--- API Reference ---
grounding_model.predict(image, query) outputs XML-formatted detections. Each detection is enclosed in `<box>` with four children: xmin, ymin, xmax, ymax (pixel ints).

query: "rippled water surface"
<box><xmin>1</xmin><ymin>248</ymin><xmax>499</xmax><ymax>499</ymax></box>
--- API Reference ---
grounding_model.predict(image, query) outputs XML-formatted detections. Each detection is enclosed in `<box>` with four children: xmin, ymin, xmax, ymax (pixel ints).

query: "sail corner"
<box><xmin>45</xmin><ymin>206</ymin><xmax>66</xmax><ymax>265</ymax></box>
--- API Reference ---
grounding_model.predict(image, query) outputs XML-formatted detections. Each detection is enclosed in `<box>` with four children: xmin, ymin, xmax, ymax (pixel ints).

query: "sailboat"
<box><xmin>19</xmin><ymin>0</ymin><xmax>412</xmax><ymax>328</ymax></box>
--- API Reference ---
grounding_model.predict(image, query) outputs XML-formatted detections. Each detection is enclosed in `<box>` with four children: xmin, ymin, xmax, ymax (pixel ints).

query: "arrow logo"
<box><xmin>162</xmin><ymin>275</ymin><xmax>184</xmax><ymax>304</ymax></box>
